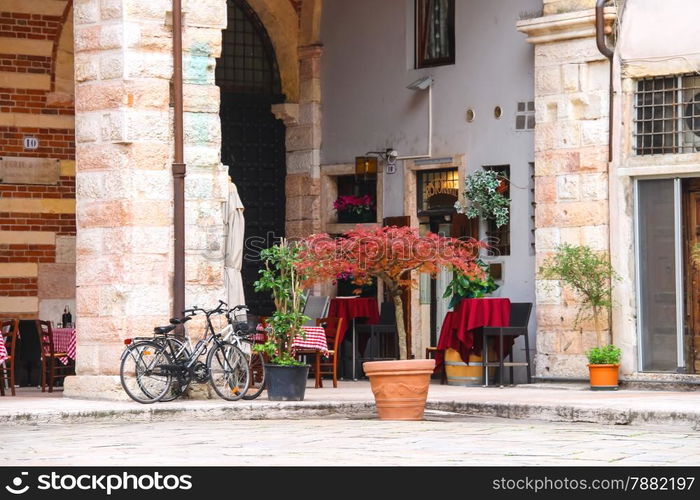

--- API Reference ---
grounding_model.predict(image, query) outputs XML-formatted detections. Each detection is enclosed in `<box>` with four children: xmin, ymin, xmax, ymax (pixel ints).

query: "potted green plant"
<box><xmin>253</xmin><ymin>238</ymin><xmax>310</xmax><ymax>401</ymax></box>
<box><xmin>585</xmin><ymin>345</ymin><xmax>621</xmax><ymax>390</ymax></box>
<box><xmin>539</xmin><ymin>244</ymin><xmax>621</xmax><ymax>390</ymax></box>
<box><xmin>298</xmin><ymin>225</ymin><xmax>483</xmax><ymax>420</ymax></box>
<box><xmin>454</xmin><ymin>169</ymin><xmax>509</xmax><ymax>228</ymax></box>
<box><xmin>334</xmin><ymin>195</ymin><xmax>376</xmax><ymax>223</ymax></box>
<box><xmin>443</xmin><ymin>259</ymin><xmax>499</xmax><ymax>309</ymax></box>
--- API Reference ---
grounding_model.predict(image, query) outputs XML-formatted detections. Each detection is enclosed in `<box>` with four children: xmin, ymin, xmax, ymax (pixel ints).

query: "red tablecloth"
<box><xmin>435</xmin><ymin>298</ymin><xmax>511</xmax><ymax>373</ymax></box>
<box><xmin>327</xmin><ymin>297</ymin><xmax>380</xmax><ymax>344</ymax></box>
<box><xmin>51</xmin><ymin>327</ymin><xmax>76</xmax><ymax>365</ymax></box>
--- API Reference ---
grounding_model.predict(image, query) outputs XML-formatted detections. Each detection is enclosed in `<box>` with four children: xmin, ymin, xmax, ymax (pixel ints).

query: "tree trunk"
<box><xmin>393</xmin><ymin>293</ymin><xmax>408</xmax><ymax>360</ymax></box>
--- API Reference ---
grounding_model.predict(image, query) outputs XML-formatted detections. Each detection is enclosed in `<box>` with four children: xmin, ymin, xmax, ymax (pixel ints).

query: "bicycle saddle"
<box><xmin>153</xmin><ymin>324</ymin><xmax>176</xmax><ymax>335</ymax></box>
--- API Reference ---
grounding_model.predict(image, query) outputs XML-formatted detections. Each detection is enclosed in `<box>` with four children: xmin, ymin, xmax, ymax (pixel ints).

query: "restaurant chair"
<box><xmin>479</xmin><ymin>302</ymin><xmax>533</xmax><ymax>387</ymax></box>
<box><xmin>302</xmin><ymin>295</ymin><xmax>330</xmax><ymax>326</ymax></box>
<box><xmin>355</xmin><ymin>302</ymin><xmax>399</xmax><ymax>367</ymax></box>
<box><xmin>296</xmin><ymin>317</ymin><xmax>343</xmax><ymax>388</ymax></box>
<box><xmin>36</xmin><ymin>320</ymin><xmax>74</xmax><ymax>393</ymax></box>
<box><xmin>0</xmin><ymin>319</ymin><xmax>19</xmax><ymax>396</ymax></box>
<box><xmin>425</xmin><ymin>346</ymin><xmax>447</xmax><ymax>385</ymax></box>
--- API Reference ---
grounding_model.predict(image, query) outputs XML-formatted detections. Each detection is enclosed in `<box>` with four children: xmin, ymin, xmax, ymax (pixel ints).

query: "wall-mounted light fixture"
<box><xmin>355</xmin><ymin>148</ymin><xmax>400</xmax><ymax>177</ymax></box>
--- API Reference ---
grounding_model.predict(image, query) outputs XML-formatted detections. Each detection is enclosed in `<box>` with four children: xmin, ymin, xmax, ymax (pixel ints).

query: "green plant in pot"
<box><xmin>253</xmin><ymin>238</ymin><xmax>310</xmax><ymax>401</ymax></box>
<box><xmin>539</xmin><ymin>244</ymin><xmax>621</xmax><ymax>390</ymax></box>
<box><xmin>454</xmin><ymin>169</ymin><xmax>510</xmax><ymax>228</ymax></box>
<box><xmin>443</xmin><ymin>259</ymin><xmax>499</xmax><ymax>309</ymax></box>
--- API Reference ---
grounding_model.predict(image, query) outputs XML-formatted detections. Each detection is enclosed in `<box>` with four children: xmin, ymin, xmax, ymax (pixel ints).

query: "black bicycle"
<box><xmin>119</xmin><ymin>301</ymin><xmax>250</xmax><ymax>403</ymax></box>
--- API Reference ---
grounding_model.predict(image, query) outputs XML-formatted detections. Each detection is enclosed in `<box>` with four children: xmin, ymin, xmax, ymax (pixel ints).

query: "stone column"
<box><xmin>517</xmin><ymin>3</ymin><xmax>616</xmax><ymax>378</ymax></box>
<box><xmin>281</xmin><ymin>44</ymin><xmax>323</xmax><ymax>240</ymax></box>
<box><xmin>65</xmin><ymin>0</ymin><xmax>227</xmax><ymax>399</ymax></box>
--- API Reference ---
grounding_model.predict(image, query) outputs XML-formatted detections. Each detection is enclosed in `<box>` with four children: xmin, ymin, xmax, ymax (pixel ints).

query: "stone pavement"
<box><xmin>2</xmin><ymin>413</ymin><xmax>699</xmax><ymax>466</ymax></box>
<box><xmin>1</xmin><ymin>381</ymin><xmax>700</xmax><ymax>430</ymax></box>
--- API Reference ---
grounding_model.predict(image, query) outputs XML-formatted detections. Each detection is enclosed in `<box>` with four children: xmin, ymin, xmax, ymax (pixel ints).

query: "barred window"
<box><xmin>634</xmin><ymin>74</ymin><xmax>700</xmax><ymax>155</ymax></box>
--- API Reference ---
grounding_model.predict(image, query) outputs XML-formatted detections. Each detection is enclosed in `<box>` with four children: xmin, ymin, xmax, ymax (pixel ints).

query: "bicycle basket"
<box><xmin>231</xmin><ymin>314</ymin><xmax>263</xmax><ymax>336</ymax></box>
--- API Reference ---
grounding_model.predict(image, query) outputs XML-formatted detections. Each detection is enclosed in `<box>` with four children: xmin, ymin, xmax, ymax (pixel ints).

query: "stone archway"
<box><xmin>246</xmin><ymin>0</ymin><xmax>300</xmax><ymax>102</ymax></box>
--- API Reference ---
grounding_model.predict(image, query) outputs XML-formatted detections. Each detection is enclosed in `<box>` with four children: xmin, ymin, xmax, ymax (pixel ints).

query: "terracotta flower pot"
<box><xmin>362</xmin><ymin>359</ymin><xmax>435</xmax><ymax>421</ymax></box>
<box><xmin>588</xmin><ymin>363</ymin><xmax>619</xmax><ymax>391</ymax></box>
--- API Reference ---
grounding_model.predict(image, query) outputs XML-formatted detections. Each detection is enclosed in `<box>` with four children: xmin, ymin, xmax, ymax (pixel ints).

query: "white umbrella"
<box><xmin>224</xmin><ymin>182</ymin><xmax>246</xmax><ymax>309</ymax></box>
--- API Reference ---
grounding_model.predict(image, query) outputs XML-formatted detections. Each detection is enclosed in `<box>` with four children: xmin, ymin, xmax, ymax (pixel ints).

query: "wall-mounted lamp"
<box><xmin>355</xmin><ymin>155</ymin><xmax>378</xmax><ymax>181</ymax></box>
<box><xmin>356</xmin><ymin>148</ymin><xmax>400</xmax><ymax>177</ymax></box>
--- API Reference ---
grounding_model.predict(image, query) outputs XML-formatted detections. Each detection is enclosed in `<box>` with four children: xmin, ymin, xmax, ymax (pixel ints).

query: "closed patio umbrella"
<box><xmin>224</xmin><ymin>182</ymin><xmax>246</xmax><ymax>308</ymax></box>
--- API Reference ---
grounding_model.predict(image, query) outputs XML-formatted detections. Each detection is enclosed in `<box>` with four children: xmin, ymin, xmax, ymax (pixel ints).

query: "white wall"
<box><xmin>320</xmin><ymin>0</ymin><xmax>539</xmax><ymax>367</ymax></box>
<box><xmin>321</xmin><ymin>0</ymin><xmax>539</xmax><ymax>286</ymax></box>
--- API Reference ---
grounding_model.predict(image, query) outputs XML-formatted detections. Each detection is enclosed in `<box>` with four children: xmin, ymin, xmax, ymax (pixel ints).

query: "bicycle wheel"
<box><xmin>242</xmin><ymin>350</ymin><xmax>266</xmax><ymax>400</ymax></box>
<box><xmin>207</xmin><ymin>342</ymin><xmax>250</xmax><ymax>401</ymax></box>
<box><xmin>158</xmin><ymin>337</ymin><xmax>191</xmax><ymax>402</ymax></box>
<box><xmin>120</xmin><ymin>340</ymin><xmax>173</xmax><ymax>404</ymax></box>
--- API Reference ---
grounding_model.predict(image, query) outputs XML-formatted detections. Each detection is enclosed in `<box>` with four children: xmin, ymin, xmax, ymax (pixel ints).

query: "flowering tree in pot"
<box><xmin>297</xmin><ymin>226</ymin><xmax>484</xmax><ymax>419</ymax></box>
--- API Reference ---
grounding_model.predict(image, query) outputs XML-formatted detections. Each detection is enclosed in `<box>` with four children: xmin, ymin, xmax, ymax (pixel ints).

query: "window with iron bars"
<box><xmin>634</xmin><ymin>74</ymin><xmax>700</xmax><ymax>156</ymax></box>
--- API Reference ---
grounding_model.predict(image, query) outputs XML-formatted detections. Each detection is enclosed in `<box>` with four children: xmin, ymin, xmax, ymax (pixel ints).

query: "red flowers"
<box><xmin>333</xmin><ymin>195</ymin><xmax>373</xmax><ymax>214</ymax></box>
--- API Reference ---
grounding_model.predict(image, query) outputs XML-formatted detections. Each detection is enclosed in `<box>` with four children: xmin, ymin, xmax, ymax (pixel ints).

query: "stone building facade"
<box><xmin>1</xmin><ymin>0</ymin><xmax>699</xmax><ymax>398</ymax></box>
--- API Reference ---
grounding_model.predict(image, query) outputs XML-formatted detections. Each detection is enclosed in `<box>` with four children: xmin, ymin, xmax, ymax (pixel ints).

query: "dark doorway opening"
<box><xmin>217</xmin><ymin>0</ymin><xmax>286</xmax><ymax>316</ymax></box>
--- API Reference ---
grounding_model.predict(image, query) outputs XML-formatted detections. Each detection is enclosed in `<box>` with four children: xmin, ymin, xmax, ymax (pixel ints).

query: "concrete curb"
<box><xmin>3</xmin><ymin>398</ymin><xmax>699</xmax><ymax>430</ymax></box>
<box><xmin>427</xmin><ymin>401</ymin><xmax>700</xmax><ymax>430</ymax></box>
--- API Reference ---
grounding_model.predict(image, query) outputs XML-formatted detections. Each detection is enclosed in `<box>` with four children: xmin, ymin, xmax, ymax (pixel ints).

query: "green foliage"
<box><xmin>455</xmin><ymin>169</ymin><xmax>510</xmax><ymax>228</ymax></box>
<box><xmin>253</xmin><ymin>341</ymin><xmax>304</xmax><ymax>366</ymax></box>
<box><xmin>443</xmin><ymin>259</ymin><xmax>499</xmax><ymax>309</ymax></box>
<box><xmin>253</xmin><ymin>239</ymin><xmax>309</xmax><ymax>365</ymax></box>
<box><xmin>539</xmin><ymin>244</ymin><xmax>619</xmax><ymax>327</ymax></box>
<box><xmin>586</xmin><ymin>344</ymin><xmax>621</xmax><ymax>365</ymax></box>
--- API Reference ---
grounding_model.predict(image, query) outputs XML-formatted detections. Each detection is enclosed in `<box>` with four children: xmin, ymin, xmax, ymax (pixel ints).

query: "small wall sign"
<box><xmin>23</xmin><ymin>137</ymin><xmax>39</xmax><ymax>150</ymax></box>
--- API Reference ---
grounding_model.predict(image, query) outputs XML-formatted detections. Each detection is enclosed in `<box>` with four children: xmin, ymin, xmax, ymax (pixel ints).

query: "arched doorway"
<box><xmin>217</xmin><ymin>0</ymin><xmax>286</xmax><ymax>316</ymax></box>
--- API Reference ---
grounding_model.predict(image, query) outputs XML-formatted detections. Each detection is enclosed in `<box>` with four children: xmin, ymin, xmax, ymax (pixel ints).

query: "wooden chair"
<box><xmin>425</xmin><ymin>346</ymin><xmax>447</xmax><ymax>385</ymax></box>
<box><xmin>35</xmin><ymin>320</ymin><xmax>74</xmax><ymax>393</ymax></box>
<box><xmin>0</xmin><ymin>319</ymin><xmax>19</xmax><ymax>396</ymax></box>
<box><xmin>297</xmin><ymin>317</ymin><xmax>343</xmax><ymax>388</ymax></box>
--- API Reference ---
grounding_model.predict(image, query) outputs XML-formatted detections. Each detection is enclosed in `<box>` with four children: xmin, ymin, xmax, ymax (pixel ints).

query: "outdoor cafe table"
<box><xmin>327</xmin><ymin>297</ymin><xmax>380</xmax><ymax>379</ymax></box>
<box><xmin>0</xmin><ymin>325</ymin><xmax>75</xmax><ymax>365</ymax></box>
<box><xmin>435</xmin><ymin>298</ymin><xmax>511</xmax><ymax>376</ymax></box>
<box><xmin>51</xmin><ymin>327</ymin><xmax>77</xmax><ymax>365</ymax></box>
<box><xmin>0</xmin><ymin>333</ymin><xmax>7</xmax><ymax>364</ymax></box>
<box><xmin>254</xmin><ymin>325</ymin><xmax>329</xmax><ymax>356</ymax></box>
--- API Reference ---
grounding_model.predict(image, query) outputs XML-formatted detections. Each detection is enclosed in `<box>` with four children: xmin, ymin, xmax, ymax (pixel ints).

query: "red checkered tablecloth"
<box><xmin>256</xmin><ymin>324</ymin><xmax>329</xmax><ymax>356</ymax></box>
<box><xmin>52</xmin><ymin>327</ymin><xmax>76</xmax><ymax>365</ymax></box>
<box><xmin>0</xmin><ymin>334</ymin><xmax>7</xmax><ymax>364</ymax></box>
<box><xmin>292</xmin><ymin>326</ymin><xmax>329</xmax><ymax>356</ymax></box>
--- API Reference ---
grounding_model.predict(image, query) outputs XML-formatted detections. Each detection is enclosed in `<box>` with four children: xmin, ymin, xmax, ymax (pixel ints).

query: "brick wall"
<box><xmin>0</xmin><ymin>0</ymin><xmax>75</xmax><ymax>321</ymax></box>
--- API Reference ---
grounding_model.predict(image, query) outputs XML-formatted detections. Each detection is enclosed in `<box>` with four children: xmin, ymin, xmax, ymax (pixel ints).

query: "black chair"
<box><xmin>479</xmin><ymin>302</ymin><xmax>533</xmax><ymax>387</ymax></box>
<box><xmin>355</xmin><ymin>302</ymin><xmax>399</xmax><ymax>368</ymax></box>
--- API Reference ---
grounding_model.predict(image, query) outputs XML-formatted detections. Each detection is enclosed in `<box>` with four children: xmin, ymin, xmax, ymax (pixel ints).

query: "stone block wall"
<box><xmin>0</xmin><ymin>0</ymin><xmax>76</xmax><ymax>322</ymax></box>
<box><xmin>518</xmin><ymin>5</ymin><xmax>615</xmax><ymax>378</ymax></box>
<box><xmin>65</xmin><ymin>0</ymin><xmax>228</xmax><ymax>397</ymax></box>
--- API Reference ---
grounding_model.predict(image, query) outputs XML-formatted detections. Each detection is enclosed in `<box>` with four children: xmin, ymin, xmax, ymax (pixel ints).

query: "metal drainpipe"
<box><xmin>595</xmin><ymin>0</ymin><xmax>614</xmax><ymax>162</ymax></box>
<box><xmin>172</xmin><ymin>0</ymin><xmax>186</xmax><ymax>333</ymax></box>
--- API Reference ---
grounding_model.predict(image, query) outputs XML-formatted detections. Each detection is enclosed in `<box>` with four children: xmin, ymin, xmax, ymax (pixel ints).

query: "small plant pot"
<box><xmin>588</xmin><ymin>363</ymin><xmax>619</xmax><ymax>391</ymax></box>
<box><xmin>265</xmin><ymin>364</ymin><xmax>310</xmax><ymax>401</ymax></box>
<box><xmin>362</xmin><ymin>359</ymin><xmax>435</xmax><ymax>420</ymax></box>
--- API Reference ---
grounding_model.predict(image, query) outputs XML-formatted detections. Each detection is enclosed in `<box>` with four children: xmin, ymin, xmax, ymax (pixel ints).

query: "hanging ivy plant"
<box><xmin>454</xmin><ymin>170</ymin><xmax>510</xmax><ymax>228</ymax></box>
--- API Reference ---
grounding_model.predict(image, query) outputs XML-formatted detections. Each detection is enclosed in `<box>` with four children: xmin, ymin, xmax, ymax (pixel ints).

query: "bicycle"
<box><xmin>223</xmin><ymin>305</ymin><xmax>267</xmax><ymax>401</ymax></box>
<box><xmin>119</xmin><ymin>301</ymin><xmax>250</xmax><ymax>404</ymax></box>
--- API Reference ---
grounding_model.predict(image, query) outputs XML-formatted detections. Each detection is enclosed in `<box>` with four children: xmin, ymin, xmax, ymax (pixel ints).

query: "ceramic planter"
<box><xmin>265</xmin><ymin>364</ymin><xmax>310</xmax><ymax>401</ymax></box>
<box><xmin>588</xmin><ymin>363</ymin><xmax>619</xmax><ymax>391</ymax></box>
<box><xmin>362</xmin><ymin>359</ymin><xmax>435</xmax><ymax>421</ymax></box>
